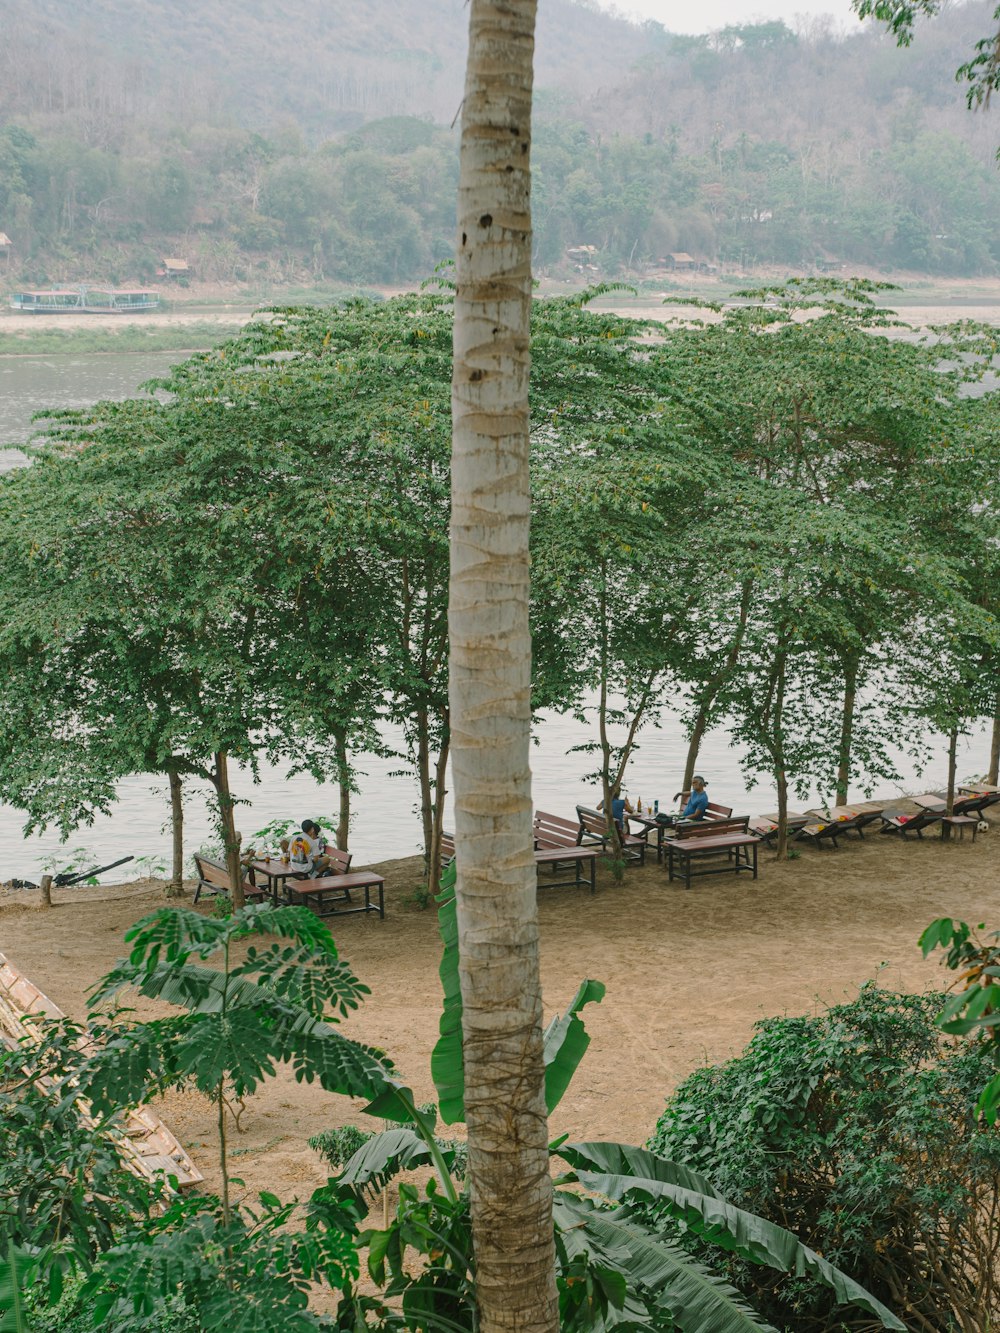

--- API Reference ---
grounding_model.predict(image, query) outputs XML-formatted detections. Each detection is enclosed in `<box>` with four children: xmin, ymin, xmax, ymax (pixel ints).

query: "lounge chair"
<box><xmin>749</xmin><ymin>812</ymin><xmax>809</xmax><ymax>846</ymax></box>
<box><xmin>796</xmin><ymin>807</ymin><xmax>877</xmax><ymax>849</ymax></box>
<box><xmin>880</xmin><ymin>808</ymin><xmax>944</xmax><ymax>838</ymax></box>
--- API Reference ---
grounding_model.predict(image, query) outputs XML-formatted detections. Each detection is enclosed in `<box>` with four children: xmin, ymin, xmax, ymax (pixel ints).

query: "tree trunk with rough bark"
<box><xmin>167</xmin><ymin>768</ymin><xmax>185</xmax><ymax>897</ymax></box>
<box><xmin>450</xmin><ymin>2</ymin><xmax>558</xmax><ymax>1330</ymax></box>
<box><xmin>773</xmin><ymin>651</ymin><xmax>789</xmax><ymax>860</ymax></box>
<box><xmin>943</xmin><ymin>725</ymin><xmax>959</xmax><ymax>842</ymax></box>
<box><xmin>681</xmin><ymin>579</ymin><xmax>752</xmax><ymax>792</ymax></box>
<box><xmin>835</xmin><ymin>655</ymin><xmax>859</xmax><ymax>805</ymax></box>
<box><xmin>989</xmin><ymin>695</ymin><xmax>1000</xmax><ymax>786</ymax></box>
<box><xmin>333</xmin><ymin>727</ymin><xmax>351</xmax><ymax>850</ymax></box>
<box><xmin>213</xmin><ymin>749</ymin><xmax>245</xmax><ymax>909</ymax></box>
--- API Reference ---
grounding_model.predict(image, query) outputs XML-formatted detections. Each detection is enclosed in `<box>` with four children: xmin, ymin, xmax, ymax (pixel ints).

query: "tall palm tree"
<box><xmin>449</xmin><ymin>2</ymin><xmax>558</xmax><ymax>1329</ymax></box>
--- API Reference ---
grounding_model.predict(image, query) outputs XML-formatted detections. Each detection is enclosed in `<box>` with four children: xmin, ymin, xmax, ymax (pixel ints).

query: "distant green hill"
<box><xmin>0</xmin><ymin>0</ymin><xmax>997</xmax><ymax>283</ymax></box>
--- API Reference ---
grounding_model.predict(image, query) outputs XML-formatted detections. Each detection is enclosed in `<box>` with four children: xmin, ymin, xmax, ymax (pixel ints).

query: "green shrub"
<box><xmin>647</xmin><ymin>984</ymin><xmax>1000</xmax><ymax>1332</ymax></box>
<box><xmin>25</xmin><ymin>1277</ymin><xmax>198</xmax><ymax>1332</ymax></box>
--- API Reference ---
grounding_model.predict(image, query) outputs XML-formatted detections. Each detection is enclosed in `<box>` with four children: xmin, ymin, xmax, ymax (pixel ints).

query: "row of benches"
<box><xmin>193</xmin><ymin>854</ymin><xmax>385</xmax><ymax>919</ymax></box>
<box><xmin>443</xmin><ymin>805</ymin><xmax>758</xmax><ymax>892</ymax></box>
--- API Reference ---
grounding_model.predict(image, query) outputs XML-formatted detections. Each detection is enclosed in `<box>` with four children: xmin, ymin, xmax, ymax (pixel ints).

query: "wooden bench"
<box><xmin>193</xmin><ymin>854</ymin><xmax>266</xmax><ymax>905</ymax></box>
<box><xmin>533</xmin><ymin>810</ymin><xmax>581</xmax><ymax>850</ymax></box>
<box><xmin>283</xmin><ymin>871</ymin><xmax>385</xmax><ymax>919</ymax></box>
<box><xmin>665</xmin><ymin>821</ymin><xmax>759</xmax><ymax>890</ymax></box>
<box><xmin>576</xmin><ymin>806</ymin><xmax>647</xmax><ymax>864</ymax></box>
<box><xmin>441</xmin><ymin>819</ymin><xmax>600</xmax><ymax>893</ymax></box>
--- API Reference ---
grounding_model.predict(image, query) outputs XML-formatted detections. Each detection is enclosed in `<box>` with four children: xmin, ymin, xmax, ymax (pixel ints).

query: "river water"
<box><xmin>0</xmin><ymin>331</ymin><xmax>994</xmax><ymax>882</ymax></box>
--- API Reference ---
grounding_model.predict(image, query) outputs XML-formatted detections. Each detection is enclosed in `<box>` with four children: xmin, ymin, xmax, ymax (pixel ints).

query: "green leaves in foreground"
<box><xmin>80</xmin><ymin>905</ymin><xmax>395</xmax><ymax>1110</ymax></box>
<box><xmin>557</xmin><ymin>1142</ymin><xmax>905</xmax><ymax>1330</ymax></box>
<box><xmin>0</xmin><ymin>1245</ymin><xmax>32</xmax><ymax>1333</ymax></box>
<box><xmin>430</xmin><ymin>862</ymin><xmax>606</xmax><ymax>1125</ymax></box>
<box><xmin>920</xmin><ymin>915</ymin><xmax>1000</xmax><ymax>1122</ymax></box>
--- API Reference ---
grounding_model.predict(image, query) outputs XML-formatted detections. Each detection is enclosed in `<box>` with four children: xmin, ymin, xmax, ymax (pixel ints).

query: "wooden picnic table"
<box><xmin>248</xmin><ymin>858</ymin><xmax>306</xmax><ymax>906</ymax></box>
<box><xmin>666</xmin><ymin>827</ymin><xmax>759</xmax><ymax>890</ymax></box>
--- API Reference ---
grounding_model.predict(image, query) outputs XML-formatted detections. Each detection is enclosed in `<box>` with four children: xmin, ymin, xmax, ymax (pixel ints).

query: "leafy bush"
<box><xmin>24</xmin><ymin>1277</ymin><xmax>198</xmax><ymax>1332</ymax></box>
<box><xmin>648</xmin><ymin>984</ymin><xmax>1000</xmax><ymax>1332</ymax></box>
<box><xmin>309</xmin><ymin>1125</ymin><xmax>373</xmax><ymax>1170</ymax></box>
<box><xmin>0</xmin><ymin>1022</ymin><xmax>161</xmax><ymax>1297</ymax></box>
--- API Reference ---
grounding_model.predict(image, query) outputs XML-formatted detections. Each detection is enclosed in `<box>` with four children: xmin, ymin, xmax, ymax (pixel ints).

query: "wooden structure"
<box><xmin>194</xmin><ymin>853</ymin><xmax>266</xmax><ymax>904</ymax></box>
<box><xmin>0</xmin><ymin>951</ymin><xmax>202</xmax><ymax>1191</ymax></box>
<box><xmin>576</xmin><ymin>805</ymin><xmax>648</xmax><ymax>864</ymax></box>
<box><xmin>665</xmin><ymin>821</ymin><xmax>759</xmax><ymax>889</ymax></box>
<box><xmin>283</xmin><ymin>870</ymin><xmax>385</xmax><ymax>919</ymax></box>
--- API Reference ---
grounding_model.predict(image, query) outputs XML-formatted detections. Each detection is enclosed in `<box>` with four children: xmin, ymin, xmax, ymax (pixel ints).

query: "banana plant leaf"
<box><xmin>430</xmin><ymin>862</ymin><xmax>464</xmax><ymax>1125</ymax></box>
<box><xmin>430</xmin><ymin>862</ymin><xmax>607</xmax><ymax>1123</ymax></box>
<box><xmin>0</xmin><ymin>1244</ymin><xmax>32</xmax><ymax>1333</ymax></box>
<box><xmin>543</xmin><ymin>978</ymin><xmax>606</xmax><ymax>1113</ymax></box>
<box><xmin>337</xmin><ymin>1126</ymin><xmax>443</xmax><ymax>1195</ymax></box>
<box><xmin>554</xmin><ymin>1193</ymin><xmax>776</xmax><ymax>1333</ymax></box>
<box><xmin>557</xmin><ymin>1141</ymin><xmax>905</xmax><ymax>1330</ymax></box>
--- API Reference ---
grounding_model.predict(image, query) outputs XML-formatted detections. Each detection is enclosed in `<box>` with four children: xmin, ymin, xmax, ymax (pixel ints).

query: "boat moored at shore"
<box><xmin>9</xmin><ymin>286</ymin><xmax>160</xmax><ymax>314</ymax></box>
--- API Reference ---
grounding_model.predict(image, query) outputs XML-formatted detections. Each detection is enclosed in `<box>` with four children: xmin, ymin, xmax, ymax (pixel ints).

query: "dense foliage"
<box><xmin>649</xmin><ymin>985</ymin><xmax>1000</xmax><ymax>1332</ymax></box>
<box><xmin>1</xmin><ymin>2</ymin><xmax>998</xmax><ymax>282</ymax></box>
<box><xmin>0</xmin><ymin>281</ymin><xmax>997</xmax><ymax>871</ymax></box>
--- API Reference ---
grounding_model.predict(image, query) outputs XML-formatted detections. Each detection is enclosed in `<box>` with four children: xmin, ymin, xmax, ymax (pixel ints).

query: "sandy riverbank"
<box><xmin>2</xmin><ymin>810</ymin><xmax>998</xmax><ymax>1215</ymax></box>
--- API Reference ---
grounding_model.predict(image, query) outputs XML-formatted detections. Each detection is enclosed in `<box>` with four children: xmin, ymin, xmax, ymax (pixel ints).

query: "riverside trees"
<box><xmin>0</xmin><ymin>281</ymin><xmax>997</xmax><ymax>876</ymax></box>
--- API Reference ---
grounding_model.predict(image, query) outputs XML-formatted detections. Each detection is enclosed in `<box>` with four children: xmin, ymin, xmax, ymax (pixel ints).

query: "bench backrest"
<box><xmin>534</xmin><ymin>811</ymin><xmax>580</xmax><ymax>848</ymax></box>
<box><xmin>577</xmin><ymin>806</ymin><xmax>615</xmax><ymax>840</ymax></box>
<box><xmin>195</xmin><ymin>854</ymin><xmax>257</xmax><ymax>895</ymax></box>
<box><xmin>441</xmin><ymin>832</ymin><xmax>456</xmax><ymax>863</ymax></box>
<box><xmin>706</xmin><ymin>802</ymin><xmax>734</xmax><ymax>820</ymax></box>
<box><xmin>675</xmin><ymin>816</ymin><xmax>749</xmax><ymax>840</ymax></box>
<box><xmin>325</xmin><ymin>847</ymin><xmax>352</xmax><ymax>874</ymax></box>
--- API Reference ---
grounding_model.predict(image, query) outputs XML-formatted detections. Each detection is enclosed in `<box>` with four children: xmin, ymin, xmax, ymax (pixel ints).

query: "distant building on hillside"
<box><xmin>156</xmin><ymin>256</ymin><xmax>191</xmax><ymax>279</ymax></box>
<box><xmin>663</xmin><ymin>252</ymin><xmax>697</xmax><ymax>271</ymax></box>
<box><xmin>566</xmin><ymin>244</ymin><xmax>599</xmax><ymax>272</ymax></box>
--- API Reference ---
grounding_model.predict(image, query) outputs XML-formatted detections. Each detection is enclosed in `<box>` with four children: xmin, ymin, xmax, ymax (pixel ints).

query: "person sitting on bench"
<box><xmin>289</xmin><ymin>819</ymin><xmax>334</xmax><ymax>878</ymax></box>
<box><xmin>679</xmin><ymin>776</ymin><xmax>709</xmax><ymax>821</ymax></box>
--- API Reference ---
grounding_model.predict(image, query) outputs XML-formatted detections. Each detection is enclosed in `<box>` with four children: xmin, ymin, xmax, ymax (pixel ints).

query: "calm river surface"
<box><xmin>0</xmin><ymin>331</ymin><xmax>994</xmax><ymax>882</ymax></box>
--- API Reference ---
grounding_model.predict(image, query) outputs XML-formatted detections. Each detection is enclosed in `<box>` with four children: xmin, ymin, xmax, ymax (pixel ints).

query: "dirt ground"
<box><xmin>2</xmin><ymin>815</ymin><xmax>999</xmax><ymax>1211</ymax></box>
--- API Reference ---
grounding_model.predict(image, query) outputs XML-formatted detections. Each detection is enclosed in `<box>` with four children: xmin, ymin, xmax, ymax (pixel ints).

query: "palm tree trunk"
<box><xmin>450</xmin><ymin>1</ymin><xmax>557</xmax><ymax>1329</ymax></box>
<box><xmin>167</xmin><ymin>767</ymin><xmax>184</xmax><ymax>897</ymax></box>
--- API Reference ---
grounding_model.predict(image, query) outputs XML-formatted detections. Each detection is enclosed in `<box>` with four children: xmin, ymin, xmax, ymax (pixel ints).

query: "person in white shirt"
<box><xmin>288</xmin><ymin>820</ymin><xmax>330</xmax><ymax>877</ymax></box>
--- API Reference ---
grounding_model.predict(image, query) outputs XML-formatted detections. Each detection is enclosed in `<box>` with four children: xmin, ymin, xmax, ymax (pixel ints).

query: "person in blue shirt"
<box><xmin>680</xmin><ymin>776</ymin><xmax>709</xmax><ymax>820</ymax></box>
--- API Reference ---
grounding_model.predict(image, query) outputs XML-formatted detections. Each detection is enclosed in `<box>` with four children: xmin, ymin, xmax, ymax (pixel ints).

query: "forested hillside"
<box><xmin>0</xmin><ymin>0</ymin><xmax>997</xmax><ymax>285</ymax></box>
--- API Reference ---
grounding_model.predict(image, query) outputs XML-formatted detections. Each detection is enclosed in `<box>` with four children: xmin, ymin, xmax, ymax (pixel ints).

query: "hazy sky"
<box><xmin>596</xmin><ymin>0</ymin><xmax>866</xmax><ymax>35</ymax></box>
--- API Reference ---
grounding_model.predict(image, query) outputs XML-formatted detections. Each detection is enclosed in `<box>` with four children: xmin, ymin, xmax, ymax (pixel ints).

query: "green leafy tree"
<box><xmin>649</xmin><ymin>984</ymin><xmax>1000</xmax><ymax>1332</ymax></box>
